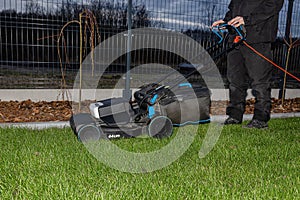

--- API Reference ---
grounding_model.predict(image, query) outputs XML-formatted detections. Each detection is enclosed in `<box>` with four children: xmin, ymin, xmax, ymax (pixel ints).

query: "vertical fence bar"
<box><xmin>123</xmin><ymin>0</ymin><xmax>133</xmax><ymax>100</ymax></box>
<box><xmin>79</xmin><ymin>12</ymin><xmax>83</xmax><ymax>111</ymax></box>
<box><xmin>279</xmin><ymin>0</ymin><xmax>294</xmax><ymax>99</ymax></box>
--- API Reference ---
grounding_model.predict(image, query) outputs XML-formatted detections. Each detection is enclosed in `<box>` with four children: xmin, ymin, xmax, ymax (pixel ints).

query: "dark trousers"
<box><xmin>226</xmin><ymin>43</ymin><xmax>273</xmax><ymax>122</ymax></box>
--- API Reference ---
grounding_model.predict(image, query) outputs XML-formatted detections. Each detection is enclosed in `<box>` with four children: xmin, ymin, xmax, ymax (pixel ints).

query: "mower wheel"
<box><xmin>148</xmin><ymin>116</ymin><xmax>173</xmax><ymax>138</ymax></box>
<box><xmin>78</xmin><ymin>124</ymin><xmax>103</xmax><ymax>142</ymax></box>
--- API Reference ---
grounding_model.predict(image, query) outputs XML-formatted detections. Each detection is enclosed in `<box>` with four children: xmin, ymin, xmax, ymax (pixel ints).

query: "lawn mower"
<box><xmin>70</xmin><ymin>24</ymin><xmax>246</xmax><ymax>142</ymax></box>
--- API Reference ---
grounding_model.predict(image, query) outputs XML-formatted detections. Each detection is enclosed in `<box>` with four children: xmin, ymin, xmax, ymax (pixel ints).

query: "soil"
<box><xmin>0</xmin><ymin>98</ymin><xmax>299</xmax><ymax>123</ymax></box>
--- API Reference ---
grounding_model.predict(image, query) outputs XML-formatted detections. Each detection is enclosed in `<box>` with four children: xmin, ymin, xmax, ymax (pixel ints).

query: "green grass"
<box><xmin>0</xmin><ymin>118</ymin><xmax>299</xmax><ymax>199</ymax></box>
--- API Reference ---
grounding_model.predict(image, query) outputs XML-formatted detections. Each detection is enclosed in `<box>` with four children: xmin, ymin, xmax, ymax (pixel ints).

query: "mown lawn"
<box><xmin>0</xmin><ymin>118</ymin><xmax>299</xmax><ymax>199</ymax></box>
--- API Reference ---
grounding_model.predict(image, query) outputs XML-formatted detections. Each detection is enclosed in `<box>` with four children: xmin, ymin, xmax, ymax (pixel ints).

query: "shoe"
<box><xmin>243</xmin><ymin>119</ymin><xmax>268</xmax><ymax>129</ymax></box>
<box><xmin>224</xmin><ymin>117</ymin><xmax>241</xmax><ymax>125</ymax></box>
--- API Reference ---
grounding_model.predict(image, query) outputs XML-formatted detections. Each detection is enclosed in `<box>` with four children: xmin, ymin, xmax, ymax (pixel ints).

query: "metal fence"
<box><xmin>0</xmin><ymin>0</ymin><xmax>299</xmax><ymax>89</ymax></box>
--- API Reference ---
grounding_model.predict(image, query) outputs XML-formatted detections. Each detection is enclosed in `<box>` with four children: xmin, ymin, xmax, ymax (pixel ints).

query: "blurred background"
<box><xmin>0</xmin><ymin>0</ymin><xmax>299</xmax><ymax>90</ymax></box>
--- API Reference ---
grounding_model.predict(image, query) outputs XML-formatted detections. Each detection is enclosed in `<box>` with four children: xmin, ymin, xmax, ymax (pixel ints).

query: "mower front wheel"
<box><xmin>78</xmin><ymin>124</ymin><xmax>103</xmax><ymax>142</ymax></box>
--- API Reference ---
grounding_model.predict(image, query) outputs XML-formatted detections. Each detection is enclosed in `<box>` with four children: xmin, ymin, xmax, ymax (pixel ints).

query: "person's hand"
<box><xmin>228</xmin><ymin>16</ymin><xmax>245</xmax><ymax>27</ymax></box>
<box><xmin>211</xmin><ymin>19</ymin><xmax>225</xmax><ymax>28</ymax></box>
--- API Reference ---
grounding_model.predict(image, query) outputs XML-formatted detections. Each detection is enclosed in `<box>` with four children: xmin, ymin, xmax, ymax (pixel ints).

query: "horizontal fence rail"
<box><xmin>0</xmin><ymin>0</ymin><xmax>299</xmax><ymax>89</ymax></box>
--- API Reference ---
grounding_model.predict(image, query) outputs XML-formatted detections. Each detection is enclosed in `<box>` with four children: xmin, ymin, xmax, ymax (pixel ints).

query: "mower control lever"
<box><xmin>212</xmin><ymin>23</ymin><xmax>246</xmax><ymax>44</ymax></box>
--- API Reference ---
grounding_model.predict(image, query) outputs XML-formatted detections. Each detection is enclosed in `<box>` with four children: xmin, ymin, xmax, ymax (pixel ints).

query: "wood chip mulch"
<box><xmin>210</xmin><ymin>98</ymin><xmax>300</xmax><ymax>115</ymax></box>
<box><xmin>0</xmin><ymin>98</ymin><xmax>299</xmax><ymax>123</ymax></box>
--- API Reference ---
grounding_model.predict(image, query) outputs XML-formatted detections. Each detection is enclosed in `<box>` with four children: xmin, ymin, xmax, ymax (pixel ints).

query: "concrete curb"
<box><xmin>0</xmin><ymin>89</ymin><xmax>299</xmax><ymax>101</ymax></box>
<box><xmin>211</xmin><ymin>112</ymin><xmax>300</xmax><ymax>122</ymax></box>
<box><xmin>1</xmin><ymin>113</ymin><xmax>299</xmax><ymax>130</ymax></box>
<box><xmin>0</xmin><ymin>121</ymin><xmax>70</xmax><ymax>130</ymax></box>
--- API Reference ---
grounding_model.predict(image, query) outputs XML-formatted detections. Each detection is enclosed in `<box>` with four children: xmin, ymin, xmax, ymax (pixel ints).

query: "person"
<box><xmin>212</xmin><ymin>0</ymin><xmax>284</xmax><ymax>129</ymax></box>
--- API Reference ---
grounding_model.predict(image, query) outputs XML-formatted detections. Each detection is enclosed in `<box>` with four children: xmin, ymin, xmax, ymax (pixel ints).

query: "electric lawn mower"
<box><xmin>70</xmin><ymin>24</ymin><xmax>246</xmax><ymax>142</ymax></box>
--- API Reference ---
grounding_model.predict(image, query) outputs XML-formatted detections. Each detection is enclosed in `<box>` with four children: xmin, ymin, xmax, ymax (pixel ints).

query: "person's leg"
<box><xmin>242</xmin><ymin>43</ymin><xmax>273</xmax><ymax>123</ymax></box>
<box><xmin>226</xmin><ymin>48</ymin><xmax>249</xmax><ymax>123</ymax></box>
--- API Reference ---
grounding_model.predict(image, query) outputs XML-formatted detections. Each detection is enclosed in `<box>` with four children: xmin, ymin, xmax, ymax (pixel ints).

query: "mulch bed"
<box><xmin>0</xmin><ymin>98</ymin><xmax>299</xmax><ymax>123</ymax></box>
<box><xmin>210</xmin><ymin>98</ymin><xmax>300</xmax><ymax>116</ymax></box>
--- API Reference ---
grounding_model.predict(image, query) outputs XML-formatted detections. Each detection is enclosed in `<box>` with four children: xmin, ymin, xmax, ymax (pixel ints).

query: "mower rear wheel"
<box><xmin>148</xmin><ymin>116</ymin><xmax>173</xmax><ymax>138</ymax></box>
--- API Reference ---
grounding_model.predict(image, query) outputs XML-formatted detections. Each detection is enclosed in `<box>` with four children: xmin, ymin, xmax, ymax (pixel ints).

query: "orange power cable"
<box><xmin>243</xmin><ymin>41</ymin><xmax>300</xmax><ymax>82</ymax></box>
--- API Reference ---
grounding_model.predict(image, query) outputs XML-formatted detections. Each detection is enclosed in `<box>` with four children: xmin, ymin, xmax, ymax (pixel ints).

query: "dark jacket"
<box><xmin>223</xmin><ymin>0</ymin><xmax>284</xmax><ymax>44</ymax></box>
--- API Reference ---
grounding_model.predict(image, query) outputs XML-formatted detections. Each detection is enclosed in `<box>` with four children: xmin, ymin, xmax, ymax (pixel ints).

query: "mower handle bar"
<box><xmin>211</xmin><ymin>23</ymin><xmax>246</xmax><ymax>44</ymax></box>
<box><xmin>135</xmin><ymin>24</ymin><xmax>246</xmax><ymax>106</ymax></box>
